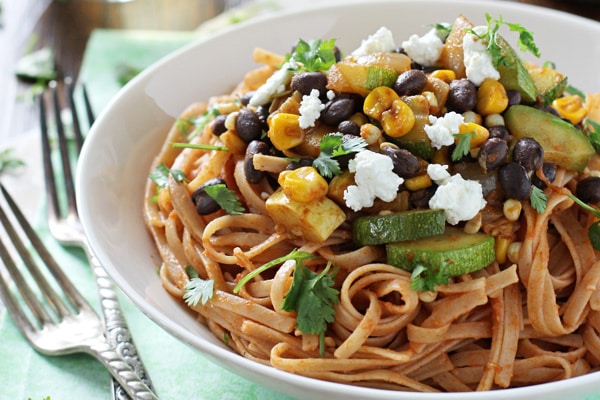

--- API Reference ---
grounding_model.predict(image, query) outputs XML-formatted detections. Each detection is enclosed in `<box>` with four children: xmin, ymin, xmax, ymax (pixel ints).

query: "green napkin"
<box><xmin>0</xmin><ymin>27</ymin><xmax>291</xmax><ymax>400</ymax></box>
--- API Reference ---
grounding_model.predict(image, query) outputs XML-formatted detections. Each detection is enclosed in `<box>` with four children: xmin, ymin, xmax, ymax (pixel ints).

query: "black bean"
<box><xmin>380</xmin><ymin>143</ymin><xmax>421</xmax><ymax>178</ymax></box>
<box><xmin>488</xmin><ymin>125</ymin><xmax>510</xmax><ymax>141</ymax></box>
<box><xmin>244</xmin><ymin>140</ymin><xmax>270</xmax><ymax>183</ymax></box>
<box><xmin>291</xmin><ymin>72</ymin><xmax>328</xmax><ymax>97</ymax></box>
<box><xmin>337</xmin><ymin>120</ymin><xmax>361</xmax><ymax>136</ymax></box>
<box><xmin>286</xmin><ymin>157</ymin><xmax>313</xmax><ymax>170</ymax></box>
<box><xmin>211</xmin><ymin>114</ymin><xmax>227</xmax><ymax>136</ymax></box>
<box><xmin>446</xmin><ymin>79</ymin><xmax>477</xmax><ymax>113</ymax></box>
<box><xmin>235</xmin><ymin>108</ymin><xmax>262</xmax><ymax>143</ymax></box>
<box><xmin>191</xmin><ymin>178</ymin><xmax>226</xmax><ymax>215</ymax></box>
<box><xmin>576</xmin><ymin>177</ymin><xmax>600</xmax><ymax>204</ymax></box>
<box><xmin>478</xmin><ymin>138</ymin><xmax>508</xmax><ymax>172</ymax></box>
<box><xmin>409</xmin><ymin>185</ymin><xmax>437</xmax><ymax>209</ymax></box>
<box><xmin>513</xmin><ymin>137</ymin><xmax>544</xmax><ymax>173</ymax></box>
<box><xmin>255</xmin><ymin>105</ymin><xmax>270</xmax><ymax>131</ymax></box>
<box><xmin>321</xmin><ymin>97</ymin><xmax>355</xmax><ymax>126</ymax></box>
<box><xmin>393</xmin><ymin>69</ymin><xmax>427</xmax><ymax>96</ymax></box>
<box><xmin>532</xmin><ymin>162</ymin><xmax>557</xmax><ymax>189</ymax></box>
<box><xmin>506</xmin><ymin>89</ymin><xmax>521</xmax><ymax>106</ymax></box>
<box><xmin>240</xmin><ymin>91</ymin><xmax>255</xmax><ymax>106</ymax></box>
<box><xmin>498</xmin><ymin>162</ymin><xmax>531</xmax><ymax>200</ymax></box>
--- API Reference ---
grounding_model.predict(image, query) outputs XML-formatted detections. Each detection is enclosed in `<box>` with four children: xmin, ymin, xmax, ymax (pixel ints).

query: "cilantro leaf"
<box><xmin>477</xmin><ymin>13</ymin><xmax>540</xmax><ymax>68</ymax></box>
<box><xmin>183</xmin><ymin>266</ymin><xmax>214</xmax><ymax>307</ymax></box>
<box><xmin>410</xmin><ymin>263</ymin><xmax>450</xmax><ymax>293</ymax></box>
<box><xmin>584</xmin><ymin>119</ymin><xmax>600</xmax><ymax>154</ymax></box>
<box><xmin>281</xmin><ymin>261</ymin><xmax>339</xmax><ymax>357</ymax></box>
<box><xmin>313</xmin><ymin>133</ymin><xmax>367</xmax><ymax>178</ymax></box>
<box><xmin>451</xmin><ymin>132</ymin><xmax>474</xmax><ymax>161</ymax></box>
<box><xmin>182</xmin><ymin>106</ymin><xmax>220</xmax><ymax>139</ymax></box>
<box><xmin>529</xmin><ymin>185</ymin><xmax>548</xmax><ymax>214</ymax></box>
<box><xmin>148</xmin><ymin>162</ymin><xmax>188</xmax><ymax>189</ymax></box>
<box><xmin>233</xmin><ymin>249</ymin><xmax>317</xmax><ymax>293</ymax></box>
<box><xmin>0</xmin><ymin>148</ymin><xmax>25</xmax><ymax>175</ymax></box>
<box><xmin>204</xmin><ymin>183</ymin><xmax>245</xmax><ymax>215</ymax></box>
<box><xmin>288</xmin><ymin>38</ymin><xmax>338</xmax><ymax>72</ymax></box>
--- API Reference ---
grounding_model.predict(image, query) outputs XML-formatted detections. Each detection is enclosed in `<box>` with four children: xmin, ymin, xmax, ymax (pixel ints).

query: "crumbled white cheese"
<box><xmin>351</xmin><ymin>27</ymin><xmax>397</xmax><ymax>58</ymax></box>
<box><xmin>326</xmin><ymin>90</ymin><xmax>336</xmax><ymax>101</ymax></box>
<box><xmin>427</xmin><ymin>164</ymin><xmax>486</xmax><ymax>225</ymax></box>
<box><xmin>401</xmin><ymin>28</ymin><xmax>444</xmax><ymax>67</ymax></box>
<box><xmin>344</xmin><ymin>150</ymin><xmax>403</xmax><ymax>211</ymax></box>
<box><xmin>298</xmin><ymin>89</ymin><xmax>325</xmax><ymax>129</ymax></box>
<box><xmin>424</xmin><ymin>111</ymin><xmax>464</xmax><ymax>149</ymax></box>
<box><xmin>249</xmin><ymin>60</ymin><xmax>298</xmax><ymax>107</ymax></box>
<box><xmin>462</xmin><ymin>26</ymin><xmax>500</xmax><ymax>86</ymax></box>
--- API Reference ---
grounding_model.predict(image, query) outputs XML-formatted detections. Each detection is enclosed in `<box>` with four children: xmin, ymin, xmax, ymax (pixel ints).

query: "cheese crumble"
<box><xmin>344</xmin><ymin>150</ymin><xmax>403</xmax><ymax>211</ymax></box>
<box><xmin>424</xmin><ymin>111</ymin><xmax>464</xmax><ymax>149</ymax></box>
<box><xmin>351</xmin><ymin>27</ymin><xmax>396</xmax><ymax>58</ymax></box>
<box><xmin>299</xmin><ymin>89</ymin><xmax>325</xmax><ymax>129</ymax></box>
<box><xmin>462</xmin><ymin>26</ymin><xmax>500</xmax><ymax>86</ymax></box>
<box><xmin>401</xmin><ymin>28</ymin><xmax>444</xmax><ymax>67</ymax></box>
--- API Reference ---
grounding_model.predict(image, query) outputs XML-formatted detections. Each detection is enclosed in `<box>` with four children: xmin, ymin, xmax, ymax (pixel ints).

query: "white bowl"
<box><xmin>76</xmin><ymin>1</ymin><xmax>600</xmax><ymax>399</ymax></box>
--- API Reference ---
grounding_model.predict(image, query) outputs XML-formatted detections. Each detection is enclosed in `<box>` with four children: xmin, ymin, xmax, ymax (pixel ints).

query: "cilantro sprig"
<box><xmin>568</xmin><ymin>194</ymin><xmax>600</xmax><ymax>250</ymax></box>
<box><xmin>451</xmin><ymin>132</ymin><xmax>475</xmax><ymax>161</ymax></box>
<box><xmin>234</xmin><ymin>249</ymin><xmax>339</xmax><ymax>356</ymax></box>
<box><xmin>313</xmin><ymin>133</ymin><xmax>368</xmax><ymax>178</ymax></box>
<box><xmin>204</xmin><ymin>183</ymin><xmax>245</xmax><ymax>215</ymax></box>
<box><xmin>473</xmin><ymin>13</ymin><xmax>540</xmax><ymax>68</ymax></box>
<box><xmin>148</xmin><ymin>162</ymin><xmax>188</xmax><ymax>189</ymax></box>
<box><xmin>286</xmin><ymin>38</ymin><xmax>338</xmax><ymax>73</ymax></box>
<box><xmin>183</xmin><ymin>266</ymin><xmax>214</xmax><ymax>307</ymax></box>
<box><xmin>410</xmin><ymin>263</ymin><xmax>450</xmax><ymax>293</ymax></box>
<box><xmin>530</xmin><ymin>185</ymin><xmax>548</xmax><ymax>214</ymax></box>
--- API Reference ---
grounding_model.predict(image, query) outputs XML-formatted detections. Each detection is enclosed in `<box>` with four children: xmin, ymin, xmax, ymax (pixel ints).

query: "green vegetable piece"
<box><xmin>365</xmin><ymin>66</ymin><xmax>398</xmax><ymax>91</ymax></box>
<box><xmin>495</xmin><ymin>35</ymin><xmax>537</xmax><ymax>103</ymax></box>
<box><xmin>386</xmin><ymin>227</ymin><xmax>496</xmax><ymax>276</ymax></box>
<box><xmin>504</xmin><ymin>105</ymin><xmax>595</xmax><ymax>172</ymax></box>
<box><xmin>353</xmin><ymin>209</ymin><xmax>446</xmax><ymax>246</ymax></box>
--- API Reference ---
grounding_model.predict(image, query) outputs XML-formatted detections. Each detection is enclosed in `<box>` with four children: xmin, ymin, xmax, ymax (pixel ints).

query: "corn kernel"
<box><xmin>267</xmin><ymin>113</ymin><xmax>304</xmax><ymax>151</ymax></box>
<box><xmin>477</xmin><ymin>79</ymin><xmax>509</xmax><ymax>115</ymax></box>
<box><xmin>503</xmin><ymin>199</ymin><xmax>522</xmax><ymax>222</ymax></box>
<box><xmin>552</xmin><ymin>95</ymin><xmax>588</xmax><ymax>125</ymax></box>
<box><xmin>380</xmin><ymin>99</ymin><xmax>416</xmax><ymax>137</ymax></box>
<box><xmin>507</xmin><ymin>241</ymin><xmax>522</xmax><ymax>264</ymax></box>
<box><xmin>224</xmin><ymin>111</ymin><xmax>238</xmax><ymax>131</ymax></box>
<box><xmin>280</xmin><ymin>166</ymin><xmax>328</xmax><ymax>203</ymax></box>
<box><xmin>458</xmin><ymin>122</ymin><xmax>489</xmax><ymax>148</ymax></box>
<box><xmin>404</xmin><ymin>174</ymin><xmax>432</xmax><ymax>191</ymax></box>
<box><xmin>360</xmin><ymin>123</ymin><xmax>383</xmax><ymax>146</ymax></box>
<box><xmin>219</xmin><ymin>130</ymin><xmax>247</xmax><ymax>155</ymax></box>
<box><xmin>484</xmin><ymin>113</ymin><xmax>504</xmax><ymax>128</ymax></box>
<box><xmin>464</xmin><ymin>213</ymin><xmax>482</xmax><ymax>234</ymax></box>
<box><xmin>462</xmin><ymin>110</ymin><xmax>482</xmax><ymax>124</ymax></box>
<box><xmin>429</xmin><ymin>69</ymin><xmax>456</xmax><ymax>83</ymax></box>
<box><xmin>422</xmin><ymin>91</ymin><xmax>440</xmax><ymax>115</ymax></box>
<box><xmin>495</xmin><ymin>236</ymin><xmax>511</xmax><ymax>264</ymax></box>
<box><xmin>216</xmin><ymin>102</ymin><xmax>241</xmax><ymax>115</ymax></box>
<box><xmin>349</xmin><ymin>112</ymin><xmax>368</xmax><ymax>126</ymax></box>
<box><xmin>363</xmin><ymin>86</ymin><xmax>401</xmax><ymax>120</ymax></box>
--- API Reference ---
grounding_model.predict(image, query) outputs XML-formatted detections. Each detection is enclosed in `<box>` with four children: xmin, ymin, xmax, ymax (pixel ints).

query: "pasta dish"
<box><xmin>143</xmin><ymin>13</ymin><xmax>600</xmax><ymax>392</ymax></box>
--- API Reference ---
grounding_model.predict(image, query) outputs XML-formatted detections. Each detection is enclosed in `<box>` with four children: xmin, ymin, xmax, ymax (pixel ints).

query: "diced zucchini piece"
<box><xmin>265</xmin><ymin>188</ymin><xmax>345</xmax><ymax>243</ymax></box>
<box><xmin>504</xmin><ymin>104</ymin><xmax>594</xmax><ymax>172</ymax></box>
<box><xmin>495</xmin><ymin>35</ymin><xmax>537</xmax><ymax>103</ymax></box>
<box><xmin>327</xmin><ymin>61</ymin><xmax>398</xmax><ymax>96</ymax></box>
<box><xmin>353</xmin><ymin>209</ymin><xmax>445</xmax><ymax>246</ymax></box>
<box><xmin>386</xmin><ymin>227</ymin><xmax>495</xmax><ymax>276</ymax></box>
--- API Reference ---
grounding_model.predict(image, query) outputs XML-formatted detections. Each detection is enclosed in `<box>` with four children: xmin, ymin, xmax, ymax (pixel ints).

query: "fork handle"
<box><xmin>86</xmin><ymin>249</ymin><xmax>157</xmax><ymax>399</ymax></box>
<box><xmin>89</xmin><ymin>337</ymin><xmax>159</xmax><ymax>400</ymax></box>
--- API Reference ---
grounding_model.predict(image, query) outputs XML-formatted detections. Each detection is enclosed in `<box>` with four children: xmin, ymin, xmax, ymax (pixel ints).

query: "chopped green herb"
<box><xmin>171</xmin><ymin>142</ymin><xmax>229</xmax><ymax>152</ymax></box>
<box><xmin>567</xmin><ymin>194</ymin><xmax>600</xmax><ymax>250</ymax></box>
<box><xmin>0</xmin><ymin>148</ymin><xmax>25</xmax><ymax>175</ymax></box>
<box><xmin>287</xmin><ymin>38</ymin><xmax>338</xmax><ymax>72</ymax></box>
<box><xmin>431</xmin><ymin>22</ymin><xmax>452</xmax><ymax>38</ymax></box>
<box><xmin>148</xmin><ymin>162</ymin><xmax>188</xmax><ymax>189</ymax></box>
<box><xmin>529</xmin><ymin>185</ymin><xmax>548</xmax><ymax>214</ymax></box>
<box><xmin>451</xmin><ymin>132</ymin><xmax>474</xmax><ymax>161</ymax></box>
<box><xmin>183</xmin><ymin>266</ymin><xmax>214</xmax><ymax>307</ymax></box>
<box><xmin>313</xmin><ymin>133</ymin><xmax>368</xmax><ymax>178</ymax></box>
<box><xmin>184</xmin><ymin>106</ymin><xmax>220</xmax><ymax>139</ymax></box>
<box><xmin>281</xmin><ymin>261</ymin><xmax>339</xmax><ymax>357</ymax></box>
<box><xmin>565</xmin><ymin>84</ymin><xmax>586</xmax><ymax>99</ymax></box>
<box><xmin>473</xmin><ymin>14</ymin><xmax>540</xmax><ymax>68</ymax></box>
<box><xmin>410</xmin><ymin>263</ymin><xmax>450</xmax><ymax>293</ymax></box>
<box><xmin>204</xmin><ymin>183</ymin><xmax>245</xmax><ymax>215</ymax></box>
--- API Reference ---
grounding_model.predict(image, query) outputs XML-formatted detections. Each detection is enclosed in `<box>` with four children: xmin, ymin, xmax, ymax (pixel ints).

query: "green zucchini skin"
<box><xmin>352</xmin><ymin>209</ymin><xmax>446</xmax><ymax>246</ymax></box>
<box><xmin>386</xmin><ymin>227</ymin><xmax>496</xmax><ymax>276</ymax></box>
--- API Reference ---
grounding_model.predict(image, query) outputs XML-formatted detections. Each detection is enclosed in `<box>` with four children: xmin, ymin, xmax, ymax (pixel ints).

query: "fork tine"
<box><xmin>64</xmin><ymin>77</ymin><xmax>86</xmax><ymax>154</ymax></box>
<box><xmin>0</xmin><ymin>184</ymin><xmax>89</xmax><ymax>319</ymax></box>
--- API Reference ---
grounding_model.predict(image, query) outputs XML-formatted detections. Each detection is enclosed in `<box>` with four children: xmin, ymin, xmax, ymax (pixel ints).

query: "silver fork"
<box><xmin>39</xmin><ymin>78</ymin><xmax>157</xmax><ymax>400</ymax></box>
<box><xmin>0</xmin><ymin>183</ymin><xmax>158</xmax><ymax>400</ymax></box>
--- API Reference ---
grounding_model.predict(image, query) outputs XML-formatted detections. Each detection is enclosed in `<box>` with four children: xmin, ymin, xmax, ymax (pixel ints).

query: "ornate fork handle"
<box><xmin>89</xmin><ymin>338</ymin><xmax>158</xmax><ymax>400</ymax></box>
<box><xmin>85</xmin><ymin>243</ymin><xmax>156</xmax><ymax>399</ymax></box>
